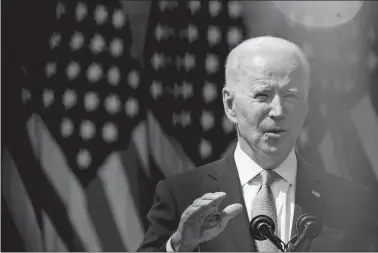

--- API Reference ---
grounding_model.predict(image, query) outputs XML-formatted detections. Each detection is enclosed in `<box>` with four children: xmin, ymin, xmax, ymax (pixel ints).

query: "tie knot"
<box><xmin>258</xmin><ymin>170</ymin><xmax>278</xmax><ymax>186</ymax></box>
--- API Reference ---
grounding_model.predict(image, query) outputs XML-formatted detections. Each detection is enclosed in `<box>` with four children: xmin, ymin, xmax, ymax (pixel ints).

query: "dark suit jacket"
<box><xmin>138</xmin><ymin>151</ymin><xmax>378</xmax><ymax>251</ymax></box>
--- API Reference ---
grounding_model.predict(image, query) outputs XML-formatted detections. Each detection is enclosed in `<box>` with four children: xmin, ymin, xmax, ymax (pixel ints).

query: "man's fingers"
<box><xmin>184</xmin><ymin>192</ymin><xmax>227</xmax><ymax>219</ymax></box>
<box><xmin>219</xmin><ymin>203</ymin><xmax>243</xmax><ymax>224</ymax></box>
<box><xmin>197</xmin><ymin>192</ymin><xmax>227</xmax><ymax>214</ymax></box>
<box><xmin>201</xmin><ymin>192</ymin><xmax>226</xmax><ymax>201</ymax></box>
<box><xmin>192</xmin><ymin>198</ymin><xmax>211</xmax><ymax>206</ymax></box>
<box><xmin>192</xmin><ymin>192</ymin><xmax>226</xmax><ymax>209</ymax></box>
<box><xmin>204</xmin><ymin>192</ymin><xmax>227</xmax><ymax>207</ymax></box>
<box><xmin>201</xmin><ymin>203</ymin><xmax>243</xmax><ymax>231</ymax></box>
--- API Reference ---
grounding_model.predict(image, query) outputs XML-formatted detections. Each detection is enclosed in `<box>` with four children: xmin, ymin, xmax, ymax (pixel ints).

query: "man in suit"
<box><xmin>138</xmin><ymin>36</ymin><xmax>378</xmax><ymax>252</ymax></box>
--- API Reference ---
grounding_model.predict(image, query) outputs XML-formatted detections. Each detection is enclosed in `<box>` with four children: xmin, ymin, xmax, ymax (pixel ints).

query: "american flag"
<box><xmin>2</xmin><ymin>0</ymin><xmax>246</xmax><ymax>251</ymax></box>
<box><xmin>4</xmin><ymin>1</ymin><xmax>147</xmax><ymax>251</ymax></box>
<box><xmin>143</xmin><ymin>0</ymin><xmax>245</xmax><ymax>168</ymax></box>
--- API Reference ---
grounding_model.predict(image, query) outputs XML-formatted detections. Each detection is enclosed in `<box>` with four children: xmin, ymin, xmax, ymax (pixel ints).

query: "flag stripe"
<box><xmin>319</xmin><ymin>131</ymin><xmax>352</xmax><ymax>180</ymax></box>
<box><xmin>119</xmin><ymin>138</ymin><xmax>165</xmax><ymax>231</ymax></box>
<box><xmin>42</xmin><ymin>210</ymin><xmax>69</xmax><ymax>252</ymax></box>
<box><xmin>99</xmin><ymin>151</ymin><xmax>145</xmax><ymax>251</ymax></box>
<box><xmin>350</xmin><ymin>95</ymin><xmax>378</xmax><ymax>181</ymax></box>
<box><xmin>3</xmin><ymin>111</ymin><xmax>43</xmax><ymax>229</ymax></box>
<box><xmin>26</xmin><ymin>114</ymin><xmax>102</xmax><ymax>251</ymax></box>
<box><xmin>132</xmin><ymin>121</ymin><xmax>151</xmax><ymax>177</ymax></box>
<box><xmin>86</xmin><ymin>175</ymin><xmax>127</xmax><ymax>251</ymax></box>
<box><xmin>2</xmin><ymin>149</ymin><xmax>43</xmax><ymax>251</ymax></box>
<box><xmin>147</xmin><ymin>111</ymin><xmax>196</xmax><ymax>177</ymax></box>
<box><xmin>5</xmin><ymin>114</ymin><xmax>85</xmax><ymax>251</ymax></box>
<box><xmin>1</xmin><ymin>198</ymin><xmax>27</xmax><ymax>252</ymax></box>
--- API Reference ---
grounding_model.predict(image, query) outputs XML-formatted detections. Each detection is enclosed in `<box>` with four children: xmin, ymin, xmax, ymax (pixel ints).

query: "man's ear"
<box><xmin>222</xmin><ymin>86</ymin><xmax>238</xmax><ymax>124</ymax></box>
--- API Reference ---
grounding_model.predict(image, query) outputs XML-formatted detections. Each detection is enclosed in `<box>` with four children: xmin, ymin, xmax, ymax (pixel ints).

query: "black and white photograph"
<box><xmin>2</xmin><ymin>1</ymin><xmax>378</xmax><ymax>252</ymax></box>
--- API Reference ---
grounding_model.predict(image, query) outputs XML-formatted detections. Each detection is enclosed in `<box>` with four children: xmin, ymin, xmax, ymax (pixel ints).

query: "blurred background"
<box><xmin>2</xmin><ymin>0</ymin><xmax>378</xmax><ymax>251</ymax></box>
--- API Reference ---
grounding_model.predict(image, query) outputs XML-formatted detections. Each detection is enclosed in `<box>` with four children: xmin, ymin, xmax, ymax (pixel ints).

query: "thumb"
<box><xmin>220</xmin><ymin>203</ymin><xmax>243</xmax><ymax>224</ymax></box>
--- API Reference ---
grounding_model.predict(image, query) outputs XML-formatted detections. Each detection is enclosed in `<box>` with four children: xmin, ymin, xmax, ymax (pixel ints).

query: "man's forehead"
<box><xmin>234</xmin><ymin>50</ymin><xmax>306</xmax><ymax>87</ymax></box>
<box><xmin>238</xmin><ymin>49</ymin><xmax>301</xmax><ymax>74</ymax></box>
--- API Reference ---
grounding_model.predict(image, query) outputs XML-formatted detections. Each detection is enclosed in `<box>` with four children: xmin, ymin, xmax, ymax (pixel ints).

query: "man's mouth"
<box><xmin>263</xmin><ymin>128</ymin><xmax>288</xmax><ymax>139</ymax></box>
<box><xmin>265</xmin><ymin>128</ymin><xmax>287</xmax><ymax>134</ymax></box>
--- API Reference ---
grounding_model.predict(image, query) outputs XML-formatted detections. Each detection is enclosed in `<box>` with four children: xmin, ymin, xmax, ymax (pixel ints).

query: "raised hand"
<box><xmin>170</xmin><ymin>192</ymin><xmax>243</xmax><ymax>251</ymax></box>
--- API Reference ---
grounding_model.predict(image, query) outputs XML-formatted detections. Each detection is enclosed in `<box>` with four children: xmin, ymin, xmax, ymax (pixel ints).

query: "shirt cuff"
<box><xmin>166</xmin><ymin>236</ymin><xmax>201</xmax><ymax>252</ymax></box>
<box><xmin>166</xmin><ymin>236</ymin><xmax>175</xmax><ymax>252</ymax></box>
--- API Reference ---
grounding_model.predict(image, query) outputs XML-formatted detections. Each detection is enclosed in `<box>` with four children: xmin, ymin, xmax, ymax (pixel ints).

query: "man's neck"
<box><xmin>239</xmin><ymin>138</ymin><xmax>289</xmax><ymax>170</ymax></box>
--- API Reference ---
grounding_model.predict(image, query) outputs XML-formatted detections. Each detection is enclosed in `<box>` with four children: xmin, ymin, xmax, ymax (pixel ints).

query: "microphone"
<box><xmin>250</xmin><ymin>215</ymin><xmax>284</xmax><ymax>251</ymax></box>
<box><xmin>296</xmin><ymin>213</ymin><xmax>322</xmax><ymax>238</ymax></box>
<box><xmin>290</xmin><ymin>213</ymin><xmax>322</xmax><ymax>251</ymax></box>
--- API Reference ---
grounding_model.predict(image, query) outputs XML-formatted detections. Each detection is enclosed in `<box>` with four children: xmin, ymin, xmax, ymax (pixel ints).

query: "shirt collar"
<box><xmin>234</xmin><ymin>141</ymin><xmax>297</xmax><ymax>187</ymax></box>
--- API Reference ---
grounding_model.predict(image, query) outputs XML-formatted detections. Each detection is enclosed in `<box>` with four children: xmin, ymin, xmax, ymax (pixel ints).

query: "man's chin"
<box><xmin>259</xmin><ymin>141</ymin><xmax>293</xmax><ymax>157</ymax></box>
<box><xmin>261</xmin><ymin>145</ymin><xmax>280</xmax><ymax>154</ymax></box>
<box><xmin>259</xmin><ymin>141</ymin><xmax>286</xmax><ymax>154</ymax></box>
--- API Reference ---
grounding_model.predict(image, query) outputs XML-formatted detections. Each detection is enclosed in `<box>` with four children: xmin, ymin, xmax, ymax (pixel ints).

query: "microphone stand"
<box><xmin>254</xmin><ymin>224</ymin><xmax>295</xmax><ymax>252</ymax></box>
<box><xmin>261</xmin><ymin>226</ymin><xmax>313</xmax><ymax>252</ymax></box>
<box><xmin>288</xmin><ymin>213</ymin><xmax>322</xmax><ymax>252</ymax></box>
<box><xmin>257</xmin><ymin>222</ymin><xmax>286</xmax><ymax>251</ymax></box>
<box><xmin>250</xmin><ymin>215</ymin><xmax>287</xmax><ymax>252</ymax></box>
<box><xmin>251</xmin><ymin>214</ymin><xmax>321</xmax><ymax>252</ymax></box>
<box><xmin>289</xmin><ymin>225</ymin><xmax>314</xmax><ymax>251</ymax></box>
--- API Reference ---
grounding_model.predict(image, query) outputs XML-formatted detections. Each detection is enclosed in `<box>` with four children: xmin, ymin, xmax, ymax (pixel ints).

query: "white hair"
<box><xmin>225</xmin><ymin>36</ymin><xmax>310</xmax><ymax>97</ymax></box>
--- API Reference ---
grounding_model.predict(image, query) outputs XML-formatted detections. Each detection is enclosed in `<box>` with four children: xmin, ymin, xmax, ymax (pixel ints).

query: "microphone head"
<box><xmin>250</xmin><ymin>215</ymin><xmax>276</xmax><ymax>240</ymax></box>
<box><xmin>296</xmin><ymin>213</ymin><xmax>322</xmax><ymax>239</ymax></box>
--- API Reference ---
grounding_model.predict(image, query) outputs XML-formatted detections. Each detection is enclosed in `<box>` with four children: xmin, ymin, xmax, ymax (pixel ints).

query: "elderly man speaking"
<box><xmin>137</xmin><ymin>36</ymin><xmax>377</xmax><ymax>252</ymax></box>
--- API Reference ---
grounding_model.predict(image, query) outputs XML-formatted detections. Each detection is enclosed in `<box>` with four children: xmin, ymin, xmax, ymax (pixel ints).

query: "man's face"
<box><xmin>225</xmin><ymin>49</ymin><xmax>308</xmax><ymax>160</ymax></box>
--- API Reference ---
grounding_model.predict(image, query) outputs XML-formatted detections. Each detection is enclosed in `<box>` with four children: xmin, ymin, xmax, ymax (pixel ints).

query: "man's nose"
<box><xmin>268</xmin><ymin>95</ymin><xmax>285</xmax><ymax>119</ymax></box>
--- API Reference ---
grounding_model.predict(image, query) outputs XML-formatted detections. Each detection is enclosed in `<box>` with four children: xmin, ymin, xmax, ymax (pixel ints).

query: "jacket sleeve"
<box><xmin>137</xmin><ymin>180</ymin><xmax>179</xmax><ymax>252</ymax></box>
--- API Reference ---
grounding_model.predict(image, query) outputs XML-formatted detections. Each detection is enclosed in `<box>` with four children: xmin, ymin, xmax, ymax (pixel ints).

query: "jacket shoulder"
<box><xmin>156</xmin><ymin>156</ymin><xmax>230</xmax><ymax>210</ymax></box>
<box><xmin>163</xmin><ymin>156</ymin><xmax>228</xmax><ymax>186</ymax></box>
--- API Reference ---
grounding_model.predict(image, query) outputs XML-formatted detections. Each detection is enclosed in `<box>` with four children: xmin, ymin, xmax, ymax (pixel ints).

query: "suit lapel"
<box><xmin>207</xmin><ymin>152</ymin><xmax>256</xmax><ymax>252</ymax></box>
<box><xmin>291</xmin><ymin>150</ymin><xmax>325</xmax><ymax>238</ymax></box>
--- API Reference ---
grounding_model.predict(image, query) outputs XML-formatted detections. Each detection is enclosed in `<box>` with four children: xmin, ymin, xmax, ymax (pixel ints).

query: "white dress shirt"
<box><xmin>167</xmin><ymin>142</ymin><xmax>297</xmax><ymax>251</ymax></box>
<box><xmin>235</xmin><ymin>142</ymin><xmax>297</xmax><ymax>244</ymax></box>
